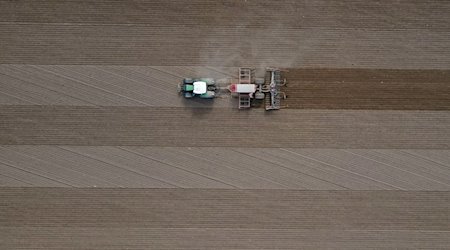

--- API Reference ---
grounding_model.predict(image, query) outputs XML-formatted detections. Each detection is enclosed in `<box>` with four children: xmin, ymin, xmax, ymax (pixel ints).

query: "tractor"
<box><xmin>178</xmin><ymin>78</ymin><xmax>217</xmax><ymax>99</ymax></box>
<box><xmin>177</xmin><ymin>68</ymin><xmax>286</xmax><ymax>110</ymax></box>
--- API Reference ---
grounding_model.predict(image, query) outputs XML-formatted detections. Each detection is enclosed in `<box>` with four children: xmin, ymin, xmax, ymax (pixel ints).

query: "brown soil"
<box><xmin>282</xmin><ymin>68</ymin><xmax>450</xmax><ymax>110</ymax></box>
<box><xmin>1</xmin><ymin>106</ymin><xmax>449</xmax><ymax>148</ymax></box>
<box><xmin>1</xmin><ymin>188</ymin><xmax>449</xmax><ymax>249</ymax></box>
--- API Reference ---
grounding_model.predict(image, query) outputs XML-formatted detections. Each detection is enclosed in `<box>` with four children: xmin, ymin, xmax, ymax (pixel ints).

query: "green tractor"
<box><xmin>178</xmin><ymin>78</ymin><xmax>217</xmax><ymax>99</ymax></box>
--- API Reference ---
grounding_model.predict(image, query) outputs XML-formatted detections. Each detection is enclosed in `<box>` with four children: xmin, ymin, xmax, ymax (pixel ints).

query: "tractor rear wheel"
<box><xmin>202</xmin><ymin>78</ymin><xmax>215</xmax><ymax>85</ymax></box>
<box><xmin>183</xmin><ymin>78</ymin><xmax>194</xmax><ymax>84</ymax></box>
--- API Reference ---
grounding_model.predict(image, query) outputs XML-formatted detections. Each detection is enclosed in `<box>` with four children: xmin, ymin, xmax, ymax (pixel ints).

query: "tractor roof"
<box><xmin>193</xmin><ymin>81</ymin><xmax>207</xmax><ymax>94</ymax></box>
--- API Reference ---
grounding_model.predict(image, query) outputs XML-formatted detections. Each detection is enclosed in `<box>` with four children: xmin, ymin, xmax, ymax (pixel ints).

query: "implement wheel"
<box><xmin>255</xmin><ymin>78</ymin><xmax>265</xmax><ymax>85</ymax></box>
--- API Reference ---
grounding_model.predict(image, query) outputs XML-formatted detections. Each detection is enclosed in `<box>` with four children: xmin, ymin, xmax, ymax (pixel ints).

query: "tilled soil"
<box><xmin>1</xmin><ymin>65</ymin><xmax>448</xmax><ymax>110</ymax></box>
<box><xmin>1</xmin><ymin>188</ymin><xmax>449</xmax><ymax>249</ymax></box>
<box><xmin>283</xmin><ymin>68</ymin><xmax>450</xmax><ymax>110</ymax></box>
<box><xmin>1</xmin><ymin>1</ymin><xmax>450</xmax><ymax>248</ymax></box>
<box><xmin>1</xmin><ymin>105</ymin><xmax>449</xmax><ymax>148</ymax></box>
<box><xmin>1</xmin><ymin>0</ymin><xmax>450</xmax><ymax>68</ymax></box>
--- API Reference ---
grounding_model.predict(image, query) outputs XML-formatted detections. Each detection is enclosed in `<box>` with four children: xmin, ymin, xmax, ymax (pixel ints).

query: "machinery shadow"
<box><xmin>182</xmin><ymin>98</ymin><xmax>216</xmax><ymax>118</ymax></box>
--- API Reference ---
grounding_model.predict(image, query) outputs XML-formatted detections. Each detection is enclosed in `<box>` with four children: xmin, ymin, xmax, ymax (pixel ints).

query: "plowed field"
<box><xmin>1</xmin><ymin>188</ymin><xmax>449</xmax><ymax>249</ymax></box>
<box><xmin>1</xmin><ymin>106</ymin><xmax>449</xmax><ymax>148</ymax></box>
<box><xmin>283</xmin><ymin>68</ymin><xmax>450</xmax><ymax>110</ymax></box>
<box><xmin>1</xmin><ymin>0</ymin><xmax>450</xmax><ymax>68</ymax></box>
<box><xmin>1</xmin><ymin>0</ymin><xmax>450</xmax><ymax>249</ymax></box>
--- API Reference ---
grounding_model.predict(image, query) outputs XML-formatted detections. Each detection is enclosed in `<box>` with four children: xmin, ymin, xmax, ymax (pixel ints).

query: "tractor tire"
<box><xmin>183</xmin><ymin>78</ymin><xmax>194</xmax><ymax>84</ymax></box>
<box><xmin>202</xmin><ymin>78</ymin><xmax>215</xmax><ymax>85</ymax></box>
<box><xmin>255</xmin><ymin>91</ymin><xmax>265</xmax><ymax>100</ymax></box>
<box><xmin>200</xmin><ymin>91</ymin><xmax>215</xmax><ymax>99</ymax></box>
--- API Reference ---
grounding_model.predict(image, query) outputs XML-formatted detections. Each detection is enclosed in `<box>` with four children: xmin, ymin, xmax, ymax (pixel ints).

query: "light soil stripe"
<box><xmin>2</xmin><ymin>65</ymin><xmax>99</xmax><ymax>106</ymax></box>
<box><xmin>344</xmin><ymin>149</ymin><xmax>450</xmax><ymax>188</ymax></box>
<box><xmin>0</xmin><ymin>91</ymin><xmax>36</xmax><ymax>105</ymax></box>
<box><xmin>122</xmin><ymin>147</ymin><xmax>238</xmax><ymax>189</ymax></box>
<box><xmin>177</xmin><ymin>148</ymin><xmax>291</xmax><ymax>189</ymax></box>
<box><xmin>237</xmin><ymin>148</ymin><xmax>349</xmax><ymax>190</ymax></box>
<box><xmin>8</xmin><ymin>145</ymin><xmax>122</xmax><ymax>187</ymax></box>
<box><xmin>402</xmin><ymin>150</ymin><xmax>450</xmax><ymax>169</ymax></box>
<box><xmin>57</xmin><ymin>146</ymin><xmax>177</xmax><ymax>188</ymax></box>
<box><xmin>116</xmin><ymin>147</ymin><xmax>230</xmax><ymax>188</ymax></box>
<box><xmin>281</xmin><ymin>148</ymin><xmax>404</xmax><ymax>190</ymax></box>
<box><xmin>48</xmin><ymin>65</ymin><xmax>153</xmax><ymax>105</ymax></box>
<box><xmin>0</xmin><ymin>172</ymin><xmax>34</xmax><ymax>186</ymax></box>
<box><xmin>0</xmin><ymin>160</ymin><xmax>73</xmax><ymax>187</ymax></box>
<box><xmin>30</xmin><ymin>65</ymin><xmax>145</xmax><ymax>106</ymax></box>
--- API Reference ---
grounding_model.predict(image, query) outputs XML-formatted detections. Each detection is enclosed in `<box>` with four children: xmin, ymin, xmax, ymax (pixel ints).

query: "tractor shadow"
<box><xmin>182</xmin><ymin>98</ymin><xmax>215</xmax><ymax>118</ymax></box>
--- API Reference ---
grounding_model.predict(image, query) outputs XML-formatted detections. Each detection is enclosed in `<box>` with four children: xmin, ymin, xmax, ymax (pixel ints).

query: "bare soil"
<box><xmin>283</xmin><ymin>68</ymin><xmax>450</xmax><ymax>110</ymax></box>
<box><xmin>1</xmin><ymin>105</ymin><xmax>449</xmax><ymax>148</ymax></box>
<box><xmin>1</xmin><ymin>188</ymin><xmax>449</xmax><ymax>249</ymax></box>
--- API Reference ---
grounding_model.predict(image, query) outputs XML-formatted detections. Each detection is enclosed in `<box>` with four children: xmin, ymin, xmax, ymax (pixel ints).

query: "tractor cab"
<box><xmin>193</xmin><ymin>81</ymin><xmax>207</xmax><ymax>94</ymax></box>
